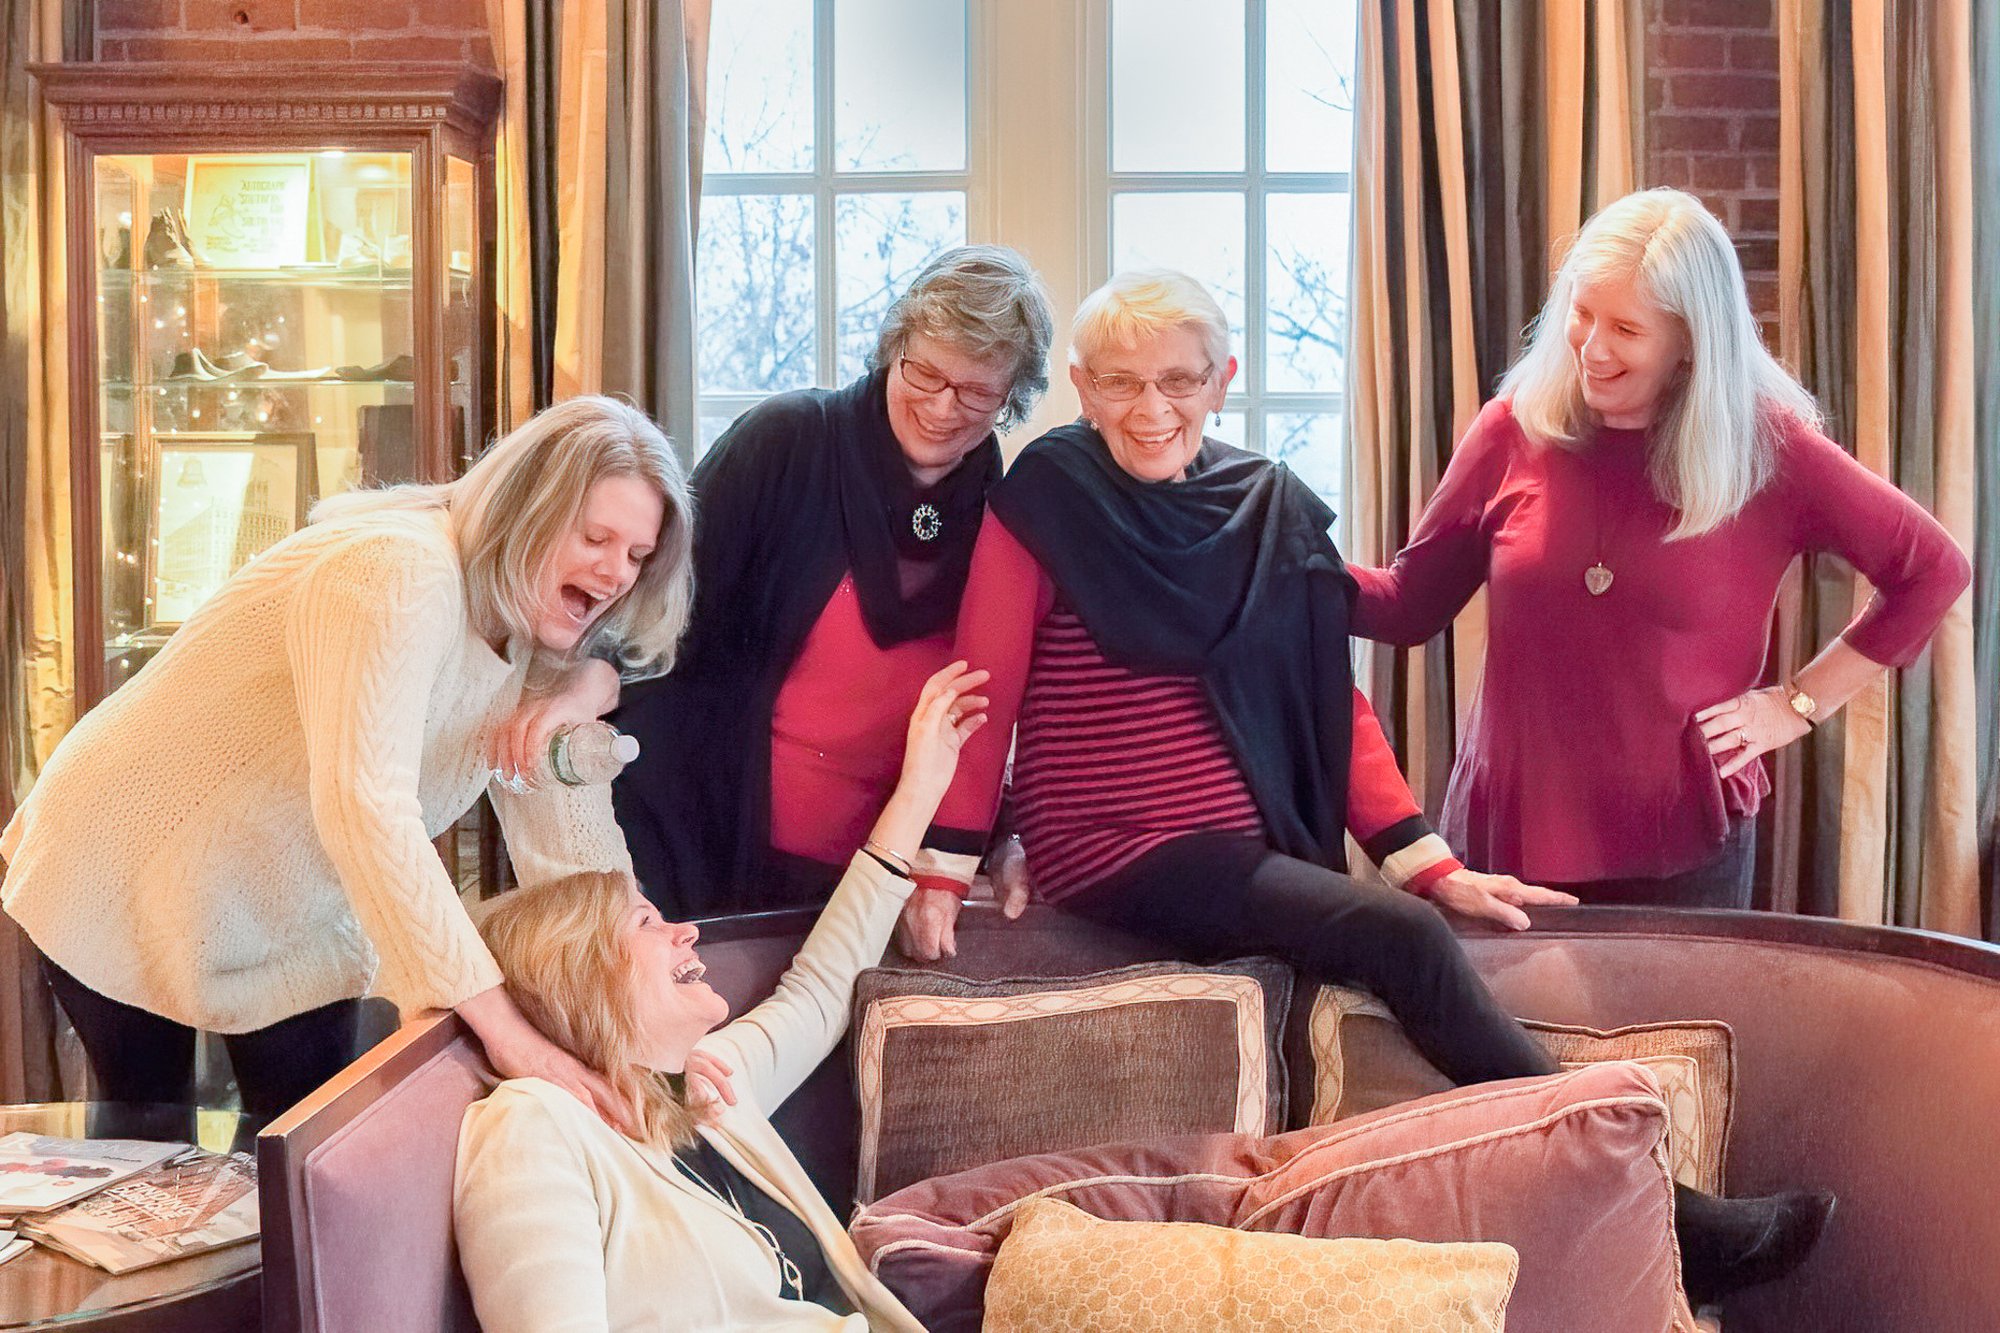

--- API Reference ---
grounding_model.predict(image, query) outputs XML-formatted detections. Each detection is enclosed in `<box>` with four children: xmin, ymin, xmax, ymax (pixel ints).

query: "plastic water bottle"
<box><xmin>544</xmin><ymin>721</ymin><xmax>641</xmax><ymax>787</ymax></box>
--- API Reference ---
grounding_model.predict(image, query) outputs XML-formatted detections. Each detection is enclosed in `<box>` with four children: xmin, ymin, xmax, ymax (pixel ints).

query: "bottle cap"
<box><xmin>612</xmin><ymin>734</ymin><xmax>640</xmax><ymax>763</ymax></box>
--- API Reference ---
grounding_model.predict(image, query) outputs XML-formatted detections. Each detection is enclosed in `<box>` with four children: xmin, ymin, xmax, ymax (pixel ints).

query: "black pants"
<box><xmin>41</xmin><ymin>956</ymin><xmax>363</xmax><ymax>1129</ymax></box>
<box><xmin>1545</xmin><ymin>816</ymin><xmax>1758</xmax><ymax>909</ymax></box>
<box><xmin>1064</xmin><ymin>834</ymin><xmax>1559</xmax><ymax>1087</ymax></box>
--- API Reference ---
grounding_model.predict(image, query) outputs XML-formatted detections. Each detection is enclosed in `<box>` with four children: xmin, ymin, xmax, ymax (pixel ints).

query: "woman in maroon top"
<box><xmin>907</xmin><ymin>270</ymin><xmax>1832</xmax><ymax>1310</ymax></box>
<box><xmin>1353</xmin><ymin>190</ymin><xmax>1970</xmax><ymax>907</ymax></box>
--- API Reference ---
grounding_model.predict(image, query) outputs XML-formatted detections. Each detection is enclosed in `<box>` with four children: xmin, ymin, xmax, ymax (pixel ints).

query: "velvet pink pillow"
<box><xmin>850</xmin><ymin>1062</ymin><xmax>1698</xmax><ymax>1333</ymax></box>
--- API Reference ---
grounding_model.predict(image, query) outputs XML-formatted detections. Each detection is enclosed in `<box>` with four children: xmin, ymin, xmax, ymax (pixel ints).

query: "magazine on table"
<box><xmin>18</xmin><ymin>1147</ymin><xmax>258</xmax><ymax>1274</ymax></box>
<box><xmin>0</xmin><ymin>1133</ymin><xmax>184</xmax><ymax>1216</ymax></box>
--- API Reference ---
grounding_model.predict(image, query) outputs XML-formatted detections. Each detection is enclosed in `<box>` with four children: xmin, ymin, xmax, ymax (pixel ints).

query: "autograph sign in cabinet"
<box><xmin>34</xmin><ymin>62</ymin><xmax>500</xmax><ymax>711</ymax></box>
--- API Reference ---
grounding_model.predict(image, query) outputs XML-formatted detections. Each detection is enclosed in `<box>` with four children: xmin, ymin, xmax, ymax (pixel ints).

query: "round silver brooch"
<box><xmin>911</xmin><ymin>503</ymin><xmax>942</xmax><ymax>542</ymax></box>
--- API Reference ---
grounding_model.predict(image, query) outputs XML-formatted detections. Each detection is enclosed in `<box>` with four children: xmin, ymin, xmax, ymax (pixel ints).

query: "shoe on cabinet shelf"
<box><xmin>143</xmin><ymin>208</ymin><xmax>203</xmax><ymax>269</ymax></box>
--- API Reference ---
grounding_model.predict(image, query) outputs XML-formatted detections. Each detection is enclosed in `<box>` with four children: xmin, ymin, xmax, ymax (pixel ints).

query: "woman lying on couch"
<box><xmin>451</xmin><ymin>662</ymin><xmax>988</xmax><ymax>1332</ymax></box>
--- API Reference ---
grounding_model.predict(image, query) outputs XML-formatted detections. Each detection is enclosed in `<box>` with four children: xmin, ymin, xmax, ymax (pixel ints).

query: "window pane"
<box><xmin>697</xmin><ymin>193</ymin><xmax>816</xmax><ymax>394</ymax></box>
<box><xmin>1111</xmin><ymin>192</ymin><xmax>1246</xmax><ymax>388</ymax></box>
<box><xmin>699</xmin><ymin>412</ymin><xmax>740</xmax><ymax>455</ymax></box>
<box><xmin>1215</xmin><ymin>410</ymin><xmax>1248</xmax><ymax>447</ymax></box>
<box><xmin>706</xmin><ymin>0</ymin><xmax>814</xmax><ymax>173</ymax></box>
<box><xmin>836</xmin><ymin>192</ymin><xmax>967</xmax><ymax>378</ymax></box>
<box><xmin>1266</xmin><ymin>192</ymin><xmax>1350</xmax><ymax>392</ymax></box>
<box><xmin>1269</xmin><ymin>410</ymin><xmax>1345</xmax><ymax>514</ymax></box>
<box><xmin>836</xmin><ymin>0</ymin><xmax>967</xmax><ymax>171</ymax></box>
<box><xmin>1267</xmin><ymin>0</ymin><xmax>1358</xmax><ymax>173</ymax></box>
<box><xmin>1111</xmin><ymin>0</ymin><xmax>1244</xmax><ymax>172</ymax></box>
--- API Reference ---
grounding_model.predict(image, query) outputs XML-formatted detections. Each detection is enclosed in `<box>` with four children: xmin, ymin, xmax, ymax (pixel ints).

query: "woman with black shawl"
<box><xmin>914</xmin><ymin>269</ymin><xmax>1833</xmax><ymax>1311</ymax></box>
<box><xmin>610</xmin><ymin>246</ymin><xmax>1053</xmax><ymax>920</ymax></box>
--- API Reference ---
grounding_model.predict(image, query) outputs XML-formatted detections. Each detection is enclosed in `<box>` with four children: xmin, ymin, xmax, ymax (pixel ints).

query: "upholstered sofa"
<box><xmin>260</xmin><ymin>902</ymin><xmax>2000</xmax><ymax>1332</ymax></box>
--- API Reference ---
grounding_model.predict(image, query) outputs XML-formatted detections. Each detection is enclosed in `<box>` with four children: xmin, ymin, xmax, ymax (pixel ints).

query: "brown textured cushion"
<box><xmin>983</xmin><ymin>1198</ymin><xmax>1517</xmax><ymax>1333</ymax></box>
<box><xmin>852</xmin><ymin>959</ymin><xmax>1292</xmax><ymax>1201</ymax></box>
<box><xmin>1303</xmin><ymin>985</ymin><xmax>1735</xmax><ymax>1192</ymax></box>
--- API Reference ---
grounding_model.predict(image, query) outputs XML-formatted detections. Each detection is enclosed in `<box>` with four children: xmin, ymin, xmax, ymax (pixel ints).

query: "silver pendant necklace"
<box><xmin>1585</xmin><ymin>454</ymin><xmax>1615</xmax><ymax>597</ymax></box>
<box><xmin>671</xmin><ymin>1149</ymin><xmax>806</xmax><ymax>1299</ymax></box>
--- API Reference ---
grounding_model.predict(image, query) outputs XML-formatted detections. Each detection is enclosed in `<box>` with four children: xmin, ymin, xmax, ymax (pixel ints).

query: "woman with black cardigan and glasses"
<box><xmin>609</xmin><ymin>246</ymin><xmax>1053</xmax><ymax>924</ymax></box>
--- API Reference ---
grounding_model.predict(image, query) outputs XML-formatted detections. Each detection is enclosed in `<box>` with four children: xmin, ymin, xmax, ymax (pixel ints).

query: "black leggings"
<box><xmin>41</xmin><ymin>956</ymin><xmax>363</xmax><ymax>1129</ymax></box>
<box><xmin>1063</xmin><ymin>834</ymin><xmax>1558</xmax><ymax>1087</ymax></box>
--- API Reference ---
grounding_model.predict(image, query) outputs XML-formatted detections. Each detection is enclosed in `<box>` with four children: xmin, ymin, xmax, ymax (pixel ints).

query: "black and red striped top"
<box><xmin>925</xmin><ymin>514</ymin><xmax>1461</xmax><ymax>900</ymax></box>
<box><xmin>1011</xmin><ymin>602</ymin><xmax>1264</xmax><ymax>901</ymax></box>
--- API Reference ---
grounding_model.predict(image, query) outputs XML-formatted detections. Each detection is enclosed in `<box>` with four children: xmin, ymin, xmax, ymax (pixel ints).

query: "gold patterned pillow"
<box><xmin>983</xmin><ymin>1198</ymin><xmax>1517</xmax><ymax>1333</ymax></box>
<box><xmin>1304</xmin><ymin>985</ymin><xmax>1734</xmax><ymax>1192</ymax></box>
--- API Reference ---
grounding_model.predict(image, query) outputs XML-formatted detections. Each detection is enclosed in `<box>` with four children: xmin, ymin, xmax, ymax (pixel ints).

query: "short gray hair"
<box><xmin>1070</xmin><ymin>269</ymin><xmax>1231</xmax><ymax>374</ymax></box>
<box><xmin>870</xmin><ymin>244</ymin><xmax>1055</xmax><ymax>429</ymax></box>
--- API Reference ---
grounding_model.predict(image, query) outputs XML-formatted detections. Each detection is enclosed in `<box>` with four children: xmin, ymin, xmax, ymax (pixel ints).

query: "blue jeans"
<box><xmin>1548</xmin><ymin>816</ymin><xmax>1758</xmax><ymax>909</ymax></box>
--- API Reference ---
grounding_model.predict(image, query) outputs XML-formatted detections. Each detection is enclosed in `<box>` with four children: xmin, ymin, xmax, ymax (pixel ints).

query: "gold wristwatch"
<box><xmin>1785</xmin><ymin>678</ymin><xmax>1820</xmax><ymax>725</ymax></box>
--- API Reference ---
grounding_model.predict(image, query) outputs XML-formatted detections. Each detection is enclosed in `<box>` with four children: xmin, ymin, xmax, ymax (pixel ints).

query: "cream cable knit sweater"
<box><xmin>0</xmin><ymin>507</ymin><xmax>633</xmax><ymax>1034</ymax></box>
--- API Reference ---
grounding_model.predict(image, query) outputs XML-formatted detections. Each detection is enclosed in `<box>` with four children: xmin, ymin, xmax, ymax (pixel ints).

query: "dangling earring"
<box><xmin>1213</xmin><ymin>410</ymin><xmax>1222</xmax><ymax>427</ymax></box>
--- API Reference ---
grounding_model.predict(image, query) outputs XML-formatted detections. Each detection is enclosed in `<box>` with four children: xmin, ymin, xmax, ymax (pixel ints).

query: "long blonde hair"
<box><xmin>476</xmin><ymin>870</ymin><xmax>700</xmax><ymax>1150</ymax></box>
<box><xmin>311</xmin><ymin>396</ymin><xmax>694</xmax><ymax>677</ymax></box>
<box><xmin>1501</xmin><ymin>188</ymin><xmax>1822</xmax><ymax>539</ymax></box>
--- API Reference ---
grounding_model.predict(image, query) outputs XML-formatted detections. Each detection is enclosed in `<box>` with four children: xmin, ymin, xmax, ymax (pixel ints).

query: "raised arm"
<box><xmin>699</xmin><ymin>663</ymin><xmax>989</xmax><ymax>1111</ymax></box>
<box><xmin>1349</xmin><ymin>401</ymin><xmax>1515</xmax><ymax>646</ymax></box>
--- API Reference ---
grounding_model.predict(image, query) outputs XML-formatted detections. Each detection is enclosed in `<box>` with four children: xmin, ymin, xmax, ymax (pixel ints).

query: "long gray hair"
<box><xmin>1502</xmin><ymin>188</ymin><xmax>1822</xmax><ymax>539</ymax></box>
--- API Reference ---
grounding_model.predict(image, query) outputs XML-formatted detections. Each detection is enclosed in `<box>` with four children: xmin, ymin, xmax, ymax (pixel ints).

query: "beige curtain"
<box><xmin>1349</xmin><ymin>0</ymin><xmax>1642</xmax><ymax>807</ymax></box>
<box><xmin>1776</xmin><ymin>0</ymin><xmax>1983</xmax><ymax>935</ymax></box>
<box><xmin>487</xmin><ymin>0</ymin><xmax>711</xmax><ymax>456</ymax></box>
<box><xmin>1</xmin><ymin>0</ymin><xmax>76</xmax><ymax>1102</ymax></box>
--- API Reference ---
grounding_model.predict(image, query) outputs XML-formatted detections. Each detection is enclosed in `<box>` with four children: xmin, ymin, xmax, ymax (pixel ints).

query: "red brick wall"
<box><xmin>1644</xmin><ymin>0</ymin><xmax>1782</xmax><ymax>335</ymax></box>
<box><xmin>96</xmin><ymin>0</ymin><xmax>492</xmax><ymax>67</ymax></box>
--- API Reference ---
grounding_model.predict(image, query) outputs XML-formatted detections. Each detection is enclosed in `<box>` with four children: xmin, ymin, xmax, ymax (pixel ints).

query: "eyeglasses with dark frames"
<box><xmin>898</xmin><ymin>356</ymin><xmax>1009</xmax><ymax>415</ymax></box>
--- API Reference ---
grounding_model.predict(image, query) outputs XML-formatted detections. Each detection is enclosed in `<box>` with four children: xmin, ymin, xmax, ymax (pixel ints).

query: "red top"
<box><xmin>768</xmin><ymin>574</ymin><xmax>953</xmax><ymax>865</ymax></box>
<box><xmin>1350</xmin><ymin>398</ymin><xmax>1971</xmax><ymax>882</ymax></box>
<box><xmin>932</xmin><ymin>516</ymin><xmax>1460</xmax><ymax>899</ymax></box>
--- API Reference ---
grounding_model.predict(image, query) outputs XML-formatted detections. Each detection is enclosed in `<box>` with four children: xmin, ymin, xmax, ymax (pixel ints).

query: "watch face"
<box><xmin>1790</xmin><ymin>690</ymin><xmax>1816</xmax><ymax>717</ymax></box>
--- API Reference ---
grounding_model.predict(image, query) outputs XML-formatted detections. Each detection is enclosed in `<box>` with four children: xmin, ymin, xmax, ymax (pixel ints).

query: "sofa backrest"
<box><xmin>259</xmin><ymin>1012</ymin><xmax>490</xmax><ymax>1333</ymax></box>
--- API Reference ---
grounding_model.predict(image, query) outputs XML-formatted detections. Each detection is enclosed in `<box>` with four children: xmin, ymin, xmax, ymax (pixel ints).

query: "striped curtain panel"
<box><xmin>1974</xmin><ymin>1</ymin><xmax>2000</xmax><ymax>918</ymax></box>
<box><xmin>1348</xmin><ymin>0</ymin><xmax>1643</xmax><ymax>811</ymax></box>
<box><xmin>0</xmin><ymin>0</ymin><xmax>83</xmax><ymax>1101</ymax></box>
<box><xmin>1775</xmin><ymin>0</ymin><xmax>1987</xmax><ymax>935</ymax></box>
<box><xmin>485</xmin><ymin>0</ymin><xmax>711</xmax><ymax>458</ymax></box>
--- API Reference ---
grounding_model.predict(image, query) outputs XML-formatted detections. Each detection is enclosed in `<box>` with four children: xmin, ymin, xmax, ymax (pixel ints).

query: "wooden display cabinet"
<box><xmin>32</xmin><ymin>63</ymin><xmax>500</xmax><ymax>713</ymax></box>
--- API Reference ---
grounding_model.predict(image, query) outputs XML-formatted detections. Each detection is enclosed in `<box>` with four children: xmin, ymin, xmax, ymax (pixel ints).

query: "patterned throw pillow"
<box><xmin>852</xmin><ymin>959</ymin><xmax>1292</xmax><ymax>1202</ymax></box>
<box><xmin>1303</xmin><ymin>985</ymin><xmax>1734</xmax><ymax>1192</ymax></box>
<box><xmin>983</xmin><ymin>1198</ymin><xmax>1517</xmax><ymax>1333</ymax></box>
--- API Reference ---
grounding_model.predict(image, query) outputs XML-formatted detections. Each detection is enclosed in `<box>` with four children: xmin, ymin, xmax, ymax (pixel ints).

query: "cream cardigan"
<box><xmin>0</xmin><ymin>506</ymin><xmax>631</xmax><ymax>1033</ymax></box>
<box><xmin>454</xmin><ymin>853</ymin><xmax>926</xmax><ymax>1333</ymax></box>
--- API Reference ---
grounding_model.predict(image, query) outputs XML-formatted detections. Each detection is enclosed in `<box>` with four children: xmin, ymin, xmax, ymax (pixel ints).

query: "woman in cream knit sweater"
<box><xmin>455</xmin><ymin>662</ymin><xmax>989</xmax><ymax>1332</ymax></box>
<box><xmin>0</xmin><ymin>395</ymin><xmax>691</xmax><ymax>1126</ymax></box>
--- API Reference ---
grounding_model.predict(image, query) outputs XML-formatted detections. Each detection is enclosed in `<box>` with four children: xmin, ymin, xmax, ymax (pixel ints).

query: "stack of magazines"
<box><xmin>0</xmin><ymin>1133</ymin><xmax>258</xmax><ymax>1273</ymax></box>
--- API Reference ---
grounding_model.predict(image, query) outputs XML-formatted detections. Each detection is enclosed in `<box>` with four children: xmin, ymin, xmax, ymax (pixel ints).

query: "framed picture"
<box><xmin>145</xmin><ymin>432</ymin><xmax>315</xmax><ymax>628</ymax></box>
<box><xmin>183</xmin><ymin>156</ymin><xmax>313</xmax><ymax>268</ymax></box>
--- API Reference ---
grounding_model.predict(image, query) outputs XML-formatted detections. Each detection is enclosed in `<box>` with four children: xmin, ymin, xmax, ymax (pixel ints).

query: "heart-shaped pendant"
<box><xmin>1584</xmin><ymin>564</ymin><xmax>1613</xmax><ymax>596</ymax></box>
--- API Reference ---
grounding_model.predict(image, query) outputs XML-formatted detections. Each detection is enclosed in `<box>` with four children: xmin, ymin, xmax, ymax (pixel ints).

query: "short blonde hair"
<box><xmin>1070</xmin><ymin>269</ymin><xmax>1231</xmax><ymax>373</ymax></box>
<box><xmin>311</xmin><ymin>396</ymin><xmax>694</xmax><ymax>677</ymax></box>
<box><xmin>1501</xmin><ymin>188</ymin><xmax>1822</xmax><ymax>539</ymax></box>
<box><xmin>476</xmin><ymin>870</ymin><xmax>700</xmax><ymax>1151</ymax></box>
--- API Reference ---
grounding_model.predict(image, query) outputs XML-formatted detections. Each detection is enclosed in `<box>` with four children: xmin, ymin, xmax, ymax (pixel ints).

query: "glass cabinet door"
<box><xmin>94</xmin><ymin>150</ymin><xmax>419</xmax><ymax>693</ymax></box>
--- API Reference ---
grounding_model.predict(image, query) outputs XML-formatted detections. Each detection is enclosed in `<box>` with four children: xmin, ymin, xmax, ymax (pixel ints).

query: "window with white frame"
<box><xmin>694</xmin><ymin>0</ymin><xmax>1358</xmax><ymax>514</ymax></box>
<box><xmin>1096</xmin><ymin>0</ymin><xmax>1356</xmax><ymax>512</ymax></box>
<box><xmin>696</xmin><ymin>0</ymin><xmax>972</xmax><ymax>450</ymax></box>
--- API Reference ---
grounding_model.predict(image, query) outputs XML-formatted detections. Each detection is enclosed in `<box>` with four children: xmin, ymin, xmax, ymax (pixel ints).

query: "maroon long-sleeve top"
<box><xmin>1350</xmin><ymin>397</ymin><xmax>1970</xmax><ymax>883</ymax></box>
